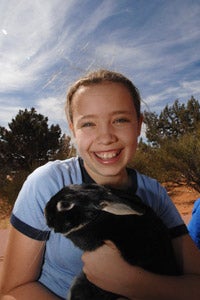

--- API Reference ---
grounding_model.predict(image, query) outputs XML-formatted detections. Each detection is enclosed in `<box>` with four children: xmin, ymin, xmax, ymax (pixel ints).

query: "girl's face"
<box><xmin>69</xmin><ymin>82</ymin><xmax>142</xmax><ymax>186</ymax></box>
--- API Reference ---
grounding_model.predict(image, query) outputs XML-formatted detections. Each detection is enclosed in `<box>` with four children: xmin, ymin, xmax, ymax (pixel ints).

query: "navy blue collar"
<box><xmin>78</xmin><ymin>157</ymin><xmax>138</xmax><ymax>193</ymax></box>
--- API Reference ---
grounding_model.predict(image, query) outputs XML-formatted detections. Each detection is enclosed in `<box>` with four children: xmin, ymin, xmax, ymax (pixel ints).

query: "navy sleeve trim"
<box><xmin>169</xmin><ymin>224</ymin><xmax>188</xmax><ymax>239</ymax></box>
<box><xmin>10</xmin><ymin>214</ymin><xmax>50</xmax><ymax>241</ymax></box>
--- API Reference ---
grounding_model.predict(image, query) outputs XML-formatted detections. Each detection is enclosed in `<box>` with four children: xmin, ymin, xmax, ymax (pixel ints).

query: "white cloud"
<box><xmin>36</xmin><ymin>96</ymin><xmax>70</xmax><ymax>133</ymax></box>
<box><xmin>0</xmin><ymin>0</ymin><xmax>75</xmax><ymax>91</ymax></box>
<box><xmin>181</xmin><ymin>80</ymin><xmax>200</xmax><ymax>95</ymax></box>
<box><xmin>2</xmin><ymin>28</ymin><xmax>7</xmax><ymax>35</ymax></box>
<box><xmin>0</xmin><ymin>95</ymin><xmax>70</xmax><ymax>133</ymax></box>
<box><xmin>0</xmin><ymin>100</ymin><xmax>24</xmax><ymax>128</ymax></box>
<box><xmin>143</xmin><ymin>79</ymin><xmax>200</xmax><ymax>113</ymax></box>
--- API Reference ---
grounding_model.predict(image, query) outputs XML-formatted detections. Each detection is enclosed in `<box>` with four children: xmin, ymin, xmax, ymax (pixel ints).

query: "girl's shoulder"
<box><xmin>129</xmin><ymin>168</ymin><xmax>185</xmax><ymax>230</ymax></box>
<box><xmin>25</xmin><ymin>156</ymin><xmax>83</xmax><ymax>189</ymax></box>
<box><xmin>11</xmin><ymin>156</ymin><xmax>83</xmax><ymax>236</ymax></box>
<box><xmin>128</xmin><ymin>167</ymin><xmax>163</xmax><ymax>195</ymax></box>
<box><xmin>30</xmin><ymin>156</ymin><xmax>81</xmax><ymax>178</ymax></box>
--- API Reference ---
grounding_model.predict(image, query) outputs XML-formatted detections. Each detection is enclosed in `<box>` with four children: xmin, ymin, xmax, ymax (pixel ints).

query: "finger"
<box><xmin>104</xmin><ymin>240</ymin><xmax>118</xmax><ymax>250</ymax></box>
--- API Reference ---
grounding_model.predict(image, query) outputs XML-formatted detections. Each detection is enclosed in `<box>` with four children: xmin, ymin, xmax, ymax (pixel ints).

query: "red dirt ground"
<box><xmin>163</xmin><ymin>182</ymin><xmax>199</xmax><ymax>223</ymax></box>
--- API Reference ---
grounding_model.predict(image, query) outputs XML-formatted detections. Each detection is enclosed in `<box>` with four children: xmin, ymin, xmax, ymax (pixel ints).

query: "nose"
<box><xmin>96</xmin><ymin>124</ymin><xmax>117</xmax><ymax>145</ymax></box>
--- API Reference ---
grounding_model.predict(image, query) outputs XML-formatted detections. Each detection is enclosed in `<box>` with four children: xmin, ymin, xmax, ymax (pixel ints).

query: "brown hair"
<box><xmin>66</xmin><ymin>69</ymin><xmax>141</xmax><ymax>123</ymax></box>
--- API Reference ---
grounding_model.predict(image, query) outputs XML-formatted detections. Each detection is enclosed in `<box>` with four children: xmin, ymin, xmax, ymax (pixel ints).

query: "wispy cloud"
<box><xmin>36</xmin><ymin>96</ymin><xmax>69</xmax><ymax>133</ymax></box>
<box><xmin>0</xmin><ymin>0</ymin><xmax>75</xmax><ymax>92</ymax></box>
<box><xmin>0</xmin><ymin>96</ymin><xmax>24</xmax><ymax>127</ymax></box>
<box><xmin>0</xmin><ymin>0</ymin><xmax>199</xmax><ymax>131</ymax></box>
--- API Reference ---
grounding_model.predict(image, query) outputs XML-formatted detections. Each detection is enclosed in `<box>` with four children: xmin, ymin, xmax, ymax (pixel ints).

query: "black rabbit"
<box><xmin>45</xmin><ymin>183</ymin><xmax>180</xmax><ymax>300</ymax></box>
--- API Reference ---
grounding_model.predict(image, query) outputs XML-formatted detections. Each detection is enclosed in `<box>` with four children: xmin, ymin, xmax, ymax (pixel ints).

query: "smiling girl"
<box><xmin>1</xmin><ymin>69</ymin><xmax>200</xmax><ymax>300</ymax></box>
<box><xmin>68</xmin><ymin>81</ymin><xmax>142</xmax><ymax>187</ymax></box>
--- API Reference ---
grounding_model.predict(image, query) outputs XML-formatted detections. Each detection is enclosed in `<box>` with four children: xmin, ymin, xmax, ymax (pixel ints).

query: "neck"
<box><xmin>85</xmin><ymin>167</ymin><xmax>130</xmax><ymax>189</ymax></box>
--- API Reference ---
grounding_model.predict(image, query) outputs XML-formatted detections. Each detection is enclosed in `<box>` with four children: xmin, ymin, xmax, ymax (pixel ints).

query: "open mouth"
<box><xmin>94</xmin><ymin>150</ymin><xmax>121</xmax><ymax>161</ymax></box>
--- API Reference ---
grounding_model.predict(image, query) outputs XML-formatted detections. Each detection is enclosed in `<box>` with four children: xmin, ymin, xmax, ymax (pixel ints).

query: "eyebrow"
<box><xmin>78</xmin><ymin>110</ymin><xmax>132</xmax><ymax>121</ymax></box>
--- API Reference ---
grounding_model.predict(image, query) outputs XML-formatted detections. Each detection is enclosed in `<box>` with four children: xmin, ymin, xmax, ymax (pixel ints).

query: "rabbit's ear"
<box><xmin>100</xmin><ymin>201</ymin><xmax>143</xmax><ymax>216</ymax></box>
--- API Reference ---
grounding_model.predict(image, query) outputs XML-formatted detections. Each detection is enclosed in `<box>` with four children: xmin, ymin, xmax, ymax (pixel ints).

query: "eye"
<box><xmin>81</xmin><ymin>122</ymin><xmax>95</xmax><ymax>128</ymax></box>
<box><xmin>114</xmin><ymin>118</ymin><xmax>130</xmax><ymax>124</ymax></box>
<box><xmin>57</xmin><ymin>202</ymin><xmax>75</xmax><ymax>212</ymax></box>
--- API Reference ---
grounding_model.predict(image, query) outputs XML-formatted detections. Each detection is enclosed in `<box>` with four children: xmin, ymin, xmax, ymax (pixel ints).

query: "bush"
<box><xmin>130</xmin><ymin>142</ymin><xmax>180</xmax><ymax>183</ymax></box>
<box><xmin>1</xmin><ymin>170</ymin><xmax>30</xmax><ymax>208</ymax></box>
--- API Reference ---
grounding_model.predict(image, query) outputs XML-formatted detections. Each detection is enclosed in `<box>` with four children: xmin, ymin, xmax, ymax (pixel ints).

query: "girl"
<box><xmin>1</xmin><ymin>69</ymin><xmax>200</xmax><ymax>300</ymax></box>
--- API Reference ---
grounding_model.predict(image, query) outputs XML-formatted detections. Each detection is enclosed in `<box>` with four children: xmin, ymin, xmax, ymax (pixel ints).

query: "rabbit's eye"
<box><xmin>57</xmin><ymin>202</ymin><xmax>75</xmax><ymax>212</ymax></box>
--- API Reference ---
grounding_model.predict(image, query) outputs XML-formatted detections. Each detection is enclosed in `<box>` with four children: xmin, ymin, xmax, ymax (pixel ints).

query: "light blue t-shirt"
<box><xmin>11</xmin><ymin>156</ymin><xmax>187</xmax><ymax>299</ymax></box>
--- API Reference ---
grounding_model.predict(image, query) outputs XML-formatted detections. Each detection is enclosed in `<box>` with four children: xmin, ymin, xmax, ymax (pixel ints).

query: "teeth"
<box><xmin>96</xmin><ymin>151</ymin><xmax>119</xmax><ymax>160</ymax></box>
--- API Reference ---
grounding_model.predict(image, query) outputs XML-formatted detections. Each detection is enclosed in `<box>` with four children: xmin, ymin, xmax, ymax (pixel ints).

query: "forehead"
<box><xmin>74</xmin><ymin>82</ymin><xmax>131</xmax><ymax>97</ymax></box>
<box><xmin>71</xmin><ymin>82</ymin><xmax>136</xmax><ymax>114</ymax></box>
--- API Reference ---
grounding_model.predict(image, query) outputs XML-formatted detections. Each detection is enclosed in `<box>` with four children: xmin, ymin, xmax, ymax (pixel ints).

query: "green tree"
<box><xmin>0</xmin><ymin>107</ymin><xmax>62</xmax><ymax>172</ymax></box>
<box><xmin>144</xmin><ymin>97</ymin><xmax>200</xmax><ymax>145</ymax></box>
<box><xmin>0</xmin><ymin>108</ymin><xmax>78</xmax><ymax>207</ymax></box>
<box><xmin>130</xmin><ymin>97</ymin><xmax>200</xmax><ymax>192</ymax></box>
<box><xmin>53</xmin><ymin>134</ymin><xmax>77</xmax><ymax>160</ymax></box>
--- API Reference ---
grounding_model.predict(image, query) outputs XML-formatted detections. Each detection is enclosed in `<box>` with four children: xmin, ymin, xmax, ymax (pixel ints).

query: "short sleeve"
<box><xmin>136</xmin><ymin>172</ymin><xmax>188</xmax><ymax>238</ymax></box>
<box><xmin>11</xmin><ymin>157</ymin><xmax>82</xmax><ymax>240</ymax></box>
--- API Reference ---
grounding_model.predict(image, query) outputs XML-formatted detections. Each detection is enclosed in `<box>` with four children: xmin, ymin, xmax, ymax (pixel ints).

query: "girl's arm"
<box><xmin>0</xmin><ymin>225</ymin><xmax>62</xmax><ymax>300</ymax></box>
<box><xmin>82</xmin><ymin>235</ymin><xmax>200</xmax><ymax>300</ymax></box>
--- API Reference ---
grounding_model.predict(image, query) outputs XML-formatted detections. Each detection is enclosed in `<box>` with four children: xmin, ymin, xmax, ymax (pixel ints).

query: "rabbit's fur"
<box><xmin>45</xmin><ymin>183</ymin><xmax>180</xmax><ymax>300</ymax></box>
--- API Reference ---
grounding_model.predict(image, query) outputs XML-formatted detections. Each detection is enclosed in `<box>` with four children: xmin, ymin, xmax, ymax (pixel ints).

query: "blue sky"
<box><xmin>0</xmin><ymin>0</ymin><xmax>200</xmax><ymax>136</ymax></box>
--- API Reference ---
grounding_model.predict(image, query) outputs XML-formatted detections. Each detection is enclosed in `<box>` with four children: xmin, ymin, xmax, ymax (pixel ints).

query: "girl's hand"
<box><xmin>82</xmin><ymin>240</ymin><xmax>140</xmax><ymax>298</ymax></box>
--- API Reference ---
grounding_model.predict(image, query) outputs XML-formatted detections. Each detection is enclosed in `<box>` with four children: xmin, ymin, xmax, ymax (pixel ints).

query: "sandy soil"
<box><xmin>163</xmin><ymin>182</ymin><xmax>199</xmax><ymax>223</ymax></box>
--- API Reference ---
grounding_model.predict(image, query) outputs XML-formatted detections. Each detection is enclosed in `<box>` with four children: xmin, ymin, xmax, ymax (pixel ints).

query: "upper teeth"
<box><xmin>96</xmin><ymin>152</ymin><xmax>118</xmax><ymax>159</ymax></box>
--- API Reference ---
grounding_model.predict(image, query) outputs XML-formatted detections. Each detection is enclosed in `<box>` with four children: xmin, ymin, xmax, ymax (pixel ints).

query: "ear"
<box><xmin>69</xmin><ymin>122</ymin><xmax>76</xmax><ymax>138</ymax></box>
<box><xmin>137</xmin><ymin>114</ymin><xmax>143</xmax><ymax>137</ymax></box>
<box><xmin>100</xmin><ymin>201</ymin><xmax>143</xmax><ymax>216</ymax></box>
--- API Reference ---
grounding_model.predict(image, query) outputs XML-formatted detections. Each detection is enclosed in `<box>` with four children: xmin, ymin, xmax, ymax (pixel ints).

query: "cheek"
<box><xmin>73</xmin><ymin>131</ymin><xmax>93</xmax><ymax>151</ymax></box>
<box><xmin>122</xmin><ymin>131</ymin><xmax>139</xmax><ymax>158</ymax></box>
<box><xmin>121</xmin><ymin>128</ymin><xmax>139</xmax><ymax>144</ymax></box>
